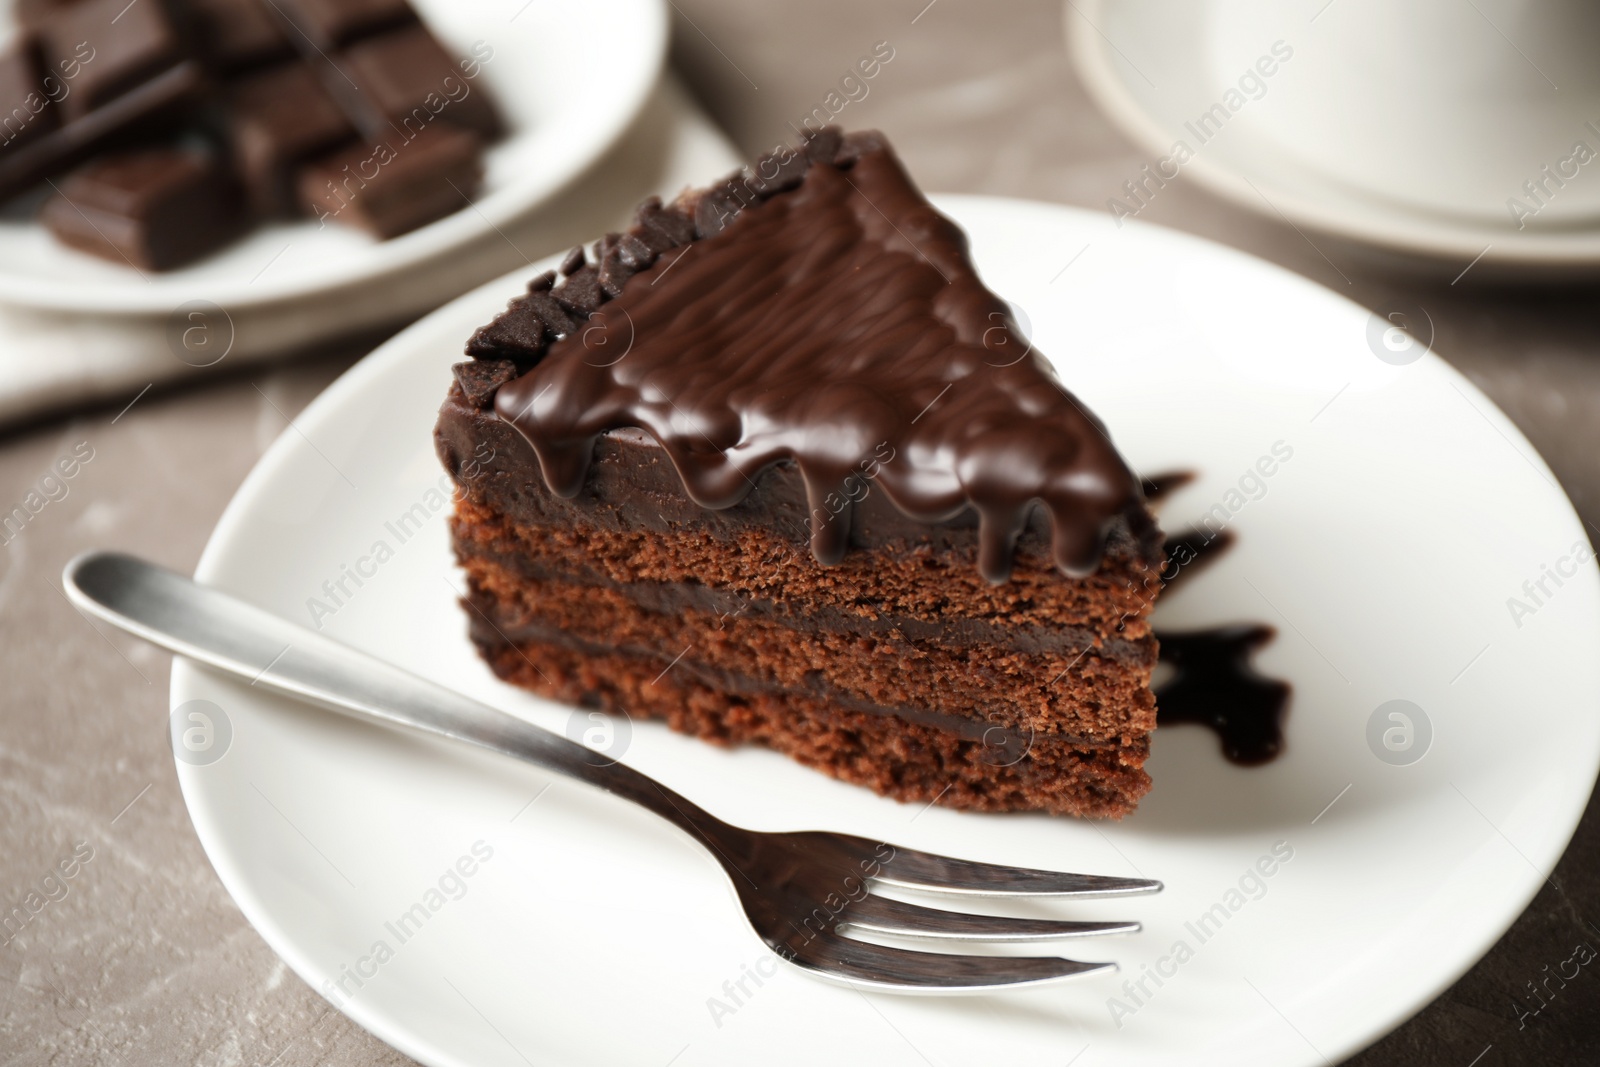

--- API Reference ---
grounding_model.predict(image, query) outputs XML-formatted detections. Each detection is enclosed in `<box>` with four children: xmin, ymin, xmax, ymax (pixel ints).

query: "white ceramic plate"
<box><xmin>0</xmin><ymin>0</ymin><xmax>667</xmax><ymax>313</ymax></box>
<box><xmin>1067</xmin><ymin>0</ymin><xmax>1600</xmax><ymax>272</ymax></box>
<box><xmin>170</xmin><ymin>197</ymin><xmax>1600</xmax><ymax>1066</ymax></box>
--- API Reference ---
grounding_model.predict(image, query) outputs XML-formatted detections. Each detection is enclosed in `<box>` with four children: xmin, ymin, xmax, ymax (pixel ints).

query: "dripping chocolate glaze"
<box><xmin>492</xmin><ymin>132</ymin><xmax>1144</xmax><ymax>584</ymax></box>
<box><xmin>1143</xmin><ymin>504</ymin><xmax>1291</xmax><ymax>764</ymax></box>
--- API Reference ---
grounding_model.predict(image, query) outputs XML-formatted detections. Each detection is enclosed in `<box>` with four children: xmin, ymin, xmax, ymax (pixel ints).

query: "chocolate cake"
<box><xmin>435</xmin><ymin>130</ymin><xmax>1165</xmax><ymax>818</ymax></box>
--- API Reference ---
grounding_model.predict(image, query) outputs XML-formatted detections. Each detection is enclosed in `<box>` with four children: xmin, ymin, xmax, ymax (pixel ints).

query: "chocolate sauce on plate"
<box><xmin>1140</xmin><ymin>470</ymin><xmax>1194</xmax><ymax>504</ymax></box>
<box><xmin>1146</xmin><ymin>475</ymin><xmax>1291</xmax><ymax>764</ymax></box>
<box><xmin>1155</xmin><ymin>626</ymin><xmax>1290</xmax><ymax>765</ymax></box>
<box><xmin>1160</xmin><ymin>526</ymin><xmax>1235</xmax><ymax>596</ymax></box>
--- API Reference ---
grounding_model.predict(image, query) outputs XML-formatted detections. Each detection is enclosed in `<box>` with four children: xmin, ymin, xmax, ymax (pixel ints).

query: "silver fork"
<box><xmin>65</xmin><ymin>551</ymin><xmax>1160</xmax><ymax>994</ymax></box>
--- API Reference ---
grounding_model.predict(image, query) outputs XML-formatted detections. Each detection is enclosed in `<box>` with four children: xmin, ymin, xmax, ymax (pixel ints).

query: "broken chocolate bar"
<box><xmin>6</xmin><ymin>0</ymin><xmax>501</xmax><ymax>266</ymax></box>
<box><xmin>37</xmin><ymin>0</ymin><xmax>187</xmax><ymax>121</ymax></box>
<box><xmin>40</xmin><ymin>146</ymin><xmax>246</xmax><ymax>269</ymax></box>
<box><xmin>0</xmin><ymin>35</ymin><xmax>59</xmax><ymax>153</ymax></box>
<box><xmin>0</xmin><ymin>61</ymin><xmax>202</xmax><ymax>203</ymax></box>
<box><xmin>227</xmin><ymin>62</ymin><xmax>354</xmax><ymax>215</ymax></box>
<box><xmin>268</xmin><ymin>0</ymin><xmax>417</xmax><ymax>51</ymax></box>
<box><xmin>296</xmin><ymin>122</ymin><xmax>479</xmax><ymax>238</ymax></box>
<box><xmin>187</xmin><ymin>0</ymin><xmax>296</xmax><ymax>74</ymax></box>
<box><xmin>332</xmin><ymin>24</ymin><xmax>501</xmax><ymax>140</ymax></box>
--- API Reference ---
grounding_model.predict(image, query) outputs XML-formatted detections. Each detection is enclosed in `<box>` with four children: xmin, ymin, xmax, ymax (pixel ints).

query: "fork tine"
<box><xmin>841</xmin><ymin>894</ymin><xmax>1140</xmax><ymax>942</ymax></box>
<box><xmin>788</xmin><ymin>935</ymin><xmax>1114</xmax><ymax>992</ymax></box>
<box><xmin>874</xmin><ymin>843</ymin><xmax>1162</xmax><ymax>897</ymax></box>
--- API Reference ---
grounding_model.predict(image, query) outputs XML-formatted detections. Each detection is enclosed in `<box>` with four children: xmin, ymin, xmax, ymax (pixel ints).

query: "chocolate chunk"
<box><xmin>723</xmin><ymin>168</ymin><xmax>765</xmax><ymax>210</ymax></box>
<box><xmin>559</xmin><ymin>244</ymin><xmax>585</xmax><ymax>275</ymax></box>
<box><xmin>521</xmin><ymin>291</ymin><xmax>577</xmax><ymax>337</ymax></box>
<box><xmin>297</xmin><ymin>123</ymin><xmax>480</xmax><ymax>238</ymax></box>
<box><xmin>804</xmin><ymin>127</ymin><xmax>841</xmax><ymax>166</ymax></box>
<box><xmin>452</xmin><ymin>359</ymin><xmax>518</xmax><ymax>407</ymax></box>
<box><xmin>633</xmin><ymin>226</ymin><xmax>673</xmax><ymax>255</ymax></box>
<box><xmin>466</xmin><ymin>298</ymin><xmax>543</xmax><ymax>361</ymax></box>
<box><xmin>228</xmin><ymin>63</ymin><xmax>354</xmax><ymax>215</ymax></box>
<box><xmin>834</xmin><ymin>129</ymin><xmax>886</xmax><ymax>167</ymax></box>
<box><xmin>331</xmin><ymin>25</ymin><xmax>502</xmax><ymax>140</ymax></box>
<box><xmin>526</xmin><ymin>270</ymin><xmax>555</xmax><ymax>292</ymax></box>
<box><xmin>553</xmin><ymin>265</ymin><xmax>603</xmax><ymax>315</ymax></box>
<box><xmin>0</xmin><ymin>61</ymin><xmax>202</xmax><ymax>203</ymax></box>
<box><xmin>270</xmin><ymin>0</ymin><xmax>416</xmax><ymax>50</ymax></box>
<box><xmin>187</xmin><ymin>0</ymin><xmax>294</xmax><ymax>74</ymax></box>
<box><xmin>13</xmin><ymin>0</ymin><xmax>63</xmax><ymax>33</ymax></box>
<box><xmin>0</xmin><ymin>35</ymin><xmax>57</xmax><ymax>154</ymax></box>
<box><xmin>616</xmin><ymin>232</ymin><xmax>653</xmax><ymax>270</ymax></box>
<box><xmin>39</xmin><ymin>147</ymin><xmax>245</xmax><ymax>270</ymax></box>
<box><xmin>597</xmin><ymin>246</ymin><xmax>636</xmax><ymax>298</ymax></box>
<box><xmin>39</xmin><ymin>0</ymin><xmax>185</xmax><ymax>121</ymax></box>
<box><xmin>694</xmin><ymin>189</ymin><xmax>740</xmax><ymax>238</ymax></box>
<box><xmin>750</xmin><ymin>145</ymin><xmax>809</xmax><ymax>194</ymax></box>
<box><xmin>634</xmin><ymin>196</ymin><xmax>694</xmax><ymax>253</ymax></box>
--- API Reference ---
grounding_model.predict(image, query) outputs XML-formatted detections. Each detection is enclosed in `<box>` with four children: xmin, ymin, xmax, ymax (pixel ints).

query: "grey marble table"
<box><xmin>3</xmin><ymin>1</ymin><xmax>1597</xmax><ymax>1064</ymax></box>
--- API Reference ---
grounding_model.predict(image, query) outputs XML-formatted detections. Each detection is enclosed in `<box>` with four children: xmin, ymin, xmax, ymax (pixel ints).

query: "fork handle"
<box><xmin>64</xmin><ymin>551</ymin><xmax>726</xmax><ymax>839</ymax></box>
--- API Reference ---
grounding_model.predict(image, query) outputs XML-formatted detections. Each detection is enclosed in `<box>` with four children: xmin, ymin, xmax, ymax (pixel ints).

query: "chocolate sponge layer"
<box><xmin>474</xmin><ymin>624</ymin><xmax>1152</xmax><ymax>819</ymax></box>
<box><xmin>438</xmin><ymin>394</ymin><xmax>1161</xmax><ymax>818</ymax></box>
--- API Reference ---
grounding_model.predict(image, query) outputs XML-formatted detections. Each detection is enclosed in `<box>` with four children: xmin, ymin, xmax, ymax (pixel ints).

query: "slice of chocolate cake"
<box><xmin>435</xmin><ymin>130</ymin><xmax>1164</xmax><ymax>818</ymax></box>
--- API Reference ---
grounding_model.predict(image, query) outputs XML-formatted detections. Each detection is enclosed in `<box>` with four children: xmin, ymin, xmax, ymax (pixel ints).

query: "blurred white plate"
<box><xmin>0</xmin><ymin>0</ymin><xmax>667</xmax><ymax>312</ymax></box>
<box><xmin>171</xmin><ymin>198</ymin><xmax>1600</xmax><ymax>1066</ymax></box>
<box><xmin>1068</xmin><ymin>0</ymin><xmax>1600</xmax><ymax>273</ymax></box>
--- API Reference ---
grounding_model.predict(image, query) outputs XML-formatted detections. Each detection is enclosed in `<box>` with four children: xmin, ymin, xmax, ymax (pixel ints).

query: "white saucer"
<box><xmin>0</xmin><ymin>0</ymin><xmax>667</xmax><ymax>313</ymax></box>
<box><xmin>1067</xmin><ymin>0</ymin><xmax>1600</xmax><ymax>273</ymax></box>
<box><xmin>169</xmin><ymin>197</ymin><xmax>1600</xmax><ymax>1066</ymax></box>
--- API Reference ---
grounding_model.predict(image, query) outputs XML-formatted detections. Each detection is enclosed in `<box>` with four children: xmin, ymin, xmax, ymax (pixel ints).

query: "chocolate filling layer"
<box><xmin>462</xmin><ymin>611</ymin><xmax>1120</xmax><ymax>750</ymax></box>
<box><xmin>460</xmin><ymin>536</ymin><xmax>1149</xmax><ymax>660</ymax></box>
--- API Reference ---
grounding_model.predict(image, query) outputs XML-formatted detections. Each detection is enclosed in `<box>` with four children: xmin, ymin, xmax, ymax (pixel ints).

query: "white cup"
<box><xmin>1208</xmin><ymin>0</ymin><xmax>1600</xmax><ymax>227</ymax></box>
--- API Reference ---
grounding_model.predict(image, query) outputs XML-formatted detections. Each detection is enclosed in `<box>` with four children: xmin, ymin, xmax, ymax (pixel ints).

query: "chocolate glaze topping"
<box><xmin>480</xmin><ymin>130</ymin><xmax>1146</xmax><ymax>583</ymax></box>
